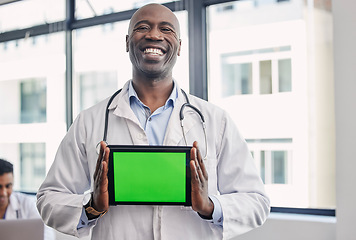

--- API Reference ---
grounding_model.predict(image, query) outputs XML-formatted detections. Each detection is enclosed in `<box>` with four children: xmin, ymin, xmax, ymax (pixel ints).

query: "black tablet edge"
<box><xmin>107</xmin><ymin>145</ymin><xmax>192</xmax><ymax>206</ymax></box>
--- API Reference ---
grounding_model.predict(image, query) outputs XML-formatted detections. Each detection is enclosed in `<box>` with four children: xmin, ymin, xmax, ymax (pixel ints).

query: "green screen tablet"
<box><xmin>107</xmin><ymin>145</ymin><xmax>192</xmax><ymax>206</ymax></box>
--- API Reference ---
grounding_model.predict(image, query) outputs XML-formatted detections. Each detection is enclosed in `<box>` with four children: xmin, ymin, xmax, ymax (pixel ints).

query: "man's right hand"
<box><xmin>91</xmin><ymin>141</ymin><xmax>110</xmax><ymax>213</ymax></box>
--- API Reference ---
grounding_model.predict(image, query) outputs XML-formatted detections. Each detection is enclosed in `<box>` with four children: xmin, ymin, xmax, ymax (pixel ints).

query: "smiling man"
<box><xmin>37</xmin><ymin>3</ymin><xmax>270</xmax><ymax>240</ymax></box>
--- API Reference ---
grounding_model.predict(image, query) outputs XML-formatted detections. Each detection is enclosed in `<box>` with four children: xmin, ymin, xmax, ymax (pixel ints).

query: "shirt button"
<box><xmin>148</xmin><ymin>117</ymin><xmax>152</xmax><ymax>121</ymax></box>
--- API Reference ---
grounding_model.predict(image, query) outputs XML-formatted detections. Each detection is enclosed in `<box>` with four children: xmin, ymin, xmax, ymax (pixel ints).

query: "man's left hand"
<box><xmin>190</xmin><ymin>141</ymin><xmax>214</xmax><ymax>218</ymax></box>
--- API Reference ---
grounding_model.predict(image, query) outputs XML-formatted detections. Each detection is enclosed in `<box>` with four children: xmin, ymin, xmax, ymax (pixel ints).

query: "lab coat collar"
<box><xmin>5</xmin><ymin>193</ymin><xmax>20</xmax><ymax>219</ymax></box>
<box><xmin>106</xmin><ymin>80</ymin><xmax>201</xmax><ymax>146</ymax></box>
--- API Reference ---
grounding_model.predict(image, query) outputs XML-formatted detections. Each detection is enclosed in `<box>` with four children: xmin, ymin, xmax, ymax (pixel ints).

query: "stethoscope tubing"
<box><xmin>97</xmin><ymin>87</ymin><xmax>208</xmax><ymax>160</ymax></box>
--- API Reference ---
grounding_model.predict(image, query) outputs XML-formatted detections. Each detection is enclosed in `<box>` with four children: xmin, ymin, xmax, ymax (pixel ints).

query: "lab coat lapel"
<box><xmin>108</xmin><ymin>81</ymin><xmax>148</xmax><ymax>145</ymax></box>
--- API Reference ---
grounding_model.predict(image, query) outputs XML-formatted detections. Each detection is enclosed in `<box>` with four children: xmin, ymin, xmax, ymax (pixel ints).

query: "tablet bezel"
<box><xmin>107</xmin><ymin>145</ymin><xmax>192</xmax><ymax>206</ymax></box>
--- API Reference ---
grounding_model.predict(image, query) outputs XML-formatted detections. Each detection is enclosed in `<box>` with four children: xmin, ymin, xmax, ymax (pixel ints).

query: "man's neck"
<box><xmin>131</xmin><ymin>75</ymin><xmax>174</xmax><ymax>113</ymax></box>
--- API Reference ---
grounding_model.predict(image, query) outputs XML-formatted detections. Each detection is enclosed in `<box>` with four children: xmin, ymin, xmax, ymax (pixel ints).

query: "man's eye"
<box><xmin>135</xmin><ymin>26</ymin><xmax>149</xmax><ymax>31</ymax></box>
<box><xmin>161</xmin><ymin>28</ymin><xmax>173</xmax><ymax>32</ymax></box>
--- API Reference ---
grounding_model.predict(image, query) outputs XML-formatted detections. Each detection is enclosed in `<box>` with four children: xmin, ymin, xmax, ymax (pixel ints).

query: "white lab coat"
<box><xmin>37</xmin><ymin>80</ymin><xmax>270</xmax><ymax>240</ymax></box>
<box><xmin>5</xmin><ymin>192</ymin><xmax>39</xmax><ymax>220</ymax></box>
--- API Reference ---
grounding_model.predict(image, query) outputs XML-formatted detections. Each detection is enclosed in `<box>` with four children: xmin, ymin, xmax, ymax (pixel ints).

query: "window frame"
<box><xmin>0</xmin><ymin>0</ymin><xmax>334</xmax><ymax>216</ymax></box>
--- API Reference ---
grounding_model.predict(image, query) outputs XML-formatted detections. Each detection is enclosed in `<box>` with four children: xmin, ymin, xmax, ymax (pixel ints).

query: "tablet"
<box><xmin>107</xmin><ymin>145</ymin><xmax>192</xmax><ymax>206</ymax></box>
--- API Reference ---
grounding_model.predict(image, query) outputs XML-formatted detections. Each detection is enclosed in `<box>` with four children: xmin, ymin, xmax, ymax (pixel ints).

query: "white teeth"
<box><xmin>144</xmin><ymin>48</ymin><xmax>163</xmax><ymax>55</ymax></box>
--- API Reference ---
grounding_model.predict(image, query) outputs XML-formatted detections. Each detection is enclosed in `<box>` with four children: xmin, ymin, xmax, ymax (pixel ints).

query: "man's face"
<box><xmin>0</xmin><ymin>173</ymin><xmax>13</xmax><ymax>208</ymax></box>
<box><xmin>126</xmin><ymin>4</ymin><xmax>181</xmax><ymax>78</ymax></box>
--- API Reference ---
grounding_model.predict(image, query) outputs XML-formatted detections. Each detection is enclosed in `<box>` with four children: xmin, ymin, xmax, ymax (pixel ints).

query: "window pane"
<box><xmin>271</xmin><ymin>151</ymin><xmax>287</xmax><ymax>184</ymax></box>
<box><xmin>79</xmin><ymin>72</ymin><xmax>117</xmax><ymax>112</ymax></box>
<box><xmin>208</xmin><ymin>0</ymin><xmax>335</xmax><ymax>209</ymax></box>
<box><xmin>20</xmin><ymin>143</ymin><xmax>46</xmax><ymax>192</ymax></box>
<box><xmin>221</xmin><ymin>60</ymin><xmax>252</xmax><ymax>96</ymax></box>
<box><xmin>0</xmin><ymin>33</ymin><xmax>66</xmax><ymax>192</ymax></box>
<box><xmin>20</xmin><ymin>79</ymin><xmax>47</xmax><ymax>123</ymax></box>
<box><xmin>260</xmin><ymin>60</ymin><xmax>272</xmax><ymax>94</ymax></box>
<box><xmin>0</xmin><ymin>0</ymin><xmax>65</xmax><ymax>32</ymax></box>
<box><xmin>76</xmin><ymin>0</ymin><xmax>181</xmax><ymax>19</ymax></box>
<box><xmin>279</xmin><ymin>59</ymin><xmax>292</xmax><ymax>92</ymax></box>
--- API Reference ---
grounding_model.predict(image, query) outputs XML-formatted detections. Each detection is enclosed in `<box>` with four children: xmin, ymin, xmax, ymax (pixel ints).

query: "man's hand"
<box><xmin>190</xmin><ymin>141</ymin><xmax>214</xmax><ymax>218</ymax></box>
<box><xmin>92</xmin><ymin>141</ymin><xmax>110</xmax><ymax>213</ymax></box>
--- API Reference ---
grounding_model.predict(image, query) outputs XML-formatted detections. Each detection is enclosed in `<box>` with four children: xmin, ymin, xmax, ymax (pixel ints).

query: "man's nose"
<box><xmin>145</xmin><ymin>28</ymin><xmax>163</xmax><ymax>41</ymax></box>
<box><xmin>0</xmin><ymin>187</ymin><xmax>7</xmax><ymax>196</ymax></box>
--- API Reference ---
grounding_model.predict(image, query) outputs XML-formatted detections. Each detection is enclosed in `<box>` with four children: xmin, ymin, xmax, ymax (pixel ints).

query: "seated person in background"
<box><xmin>0</xmin><ymin>158</ymin><xmax>39</xmax><ymax>219</ymax></box>
<box><xmin>0</xmin><ymin>158</ymin><xmax>54</xmax><ymax>240</ymax></box>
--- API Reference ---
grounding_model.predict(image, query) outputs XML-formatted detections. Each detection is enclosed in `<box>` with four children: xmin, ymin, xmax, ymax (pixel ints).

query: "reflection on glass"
<box><xmin>20</xmin><ymin>79</ymin><xmax>47</xmax><ymax>123</ymax></box>
<box><xmin>278</xmin><ymin>59</ymin><xmax>292</xmax><ymax>92</ymax></box>
<box><xmin>0</xmin><ymin>0</ymin><xmax>65</xmax><ymax>32</ymax></box>
<box><xmin>259</xmin><ymin>60</ymin><xmax>272</xmax><ymax>94</ymax></box>
<box><xmin>20</xmin><ymin>143</ymin><xmax>46</xmax><ymax>192</ymax></box>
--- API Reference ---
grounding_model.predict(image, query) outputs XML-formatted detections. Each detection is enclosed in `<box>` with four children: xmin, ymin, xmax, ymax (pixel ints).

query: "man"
<box><xmin>0</xmin><ymin>158</ymin><xmax>39</xmax><ymax>220</ymax></box>
<box><xmin>37</xmin><ymin>3</ymin><xmax>270</xmax><ymax>240</ymax></box>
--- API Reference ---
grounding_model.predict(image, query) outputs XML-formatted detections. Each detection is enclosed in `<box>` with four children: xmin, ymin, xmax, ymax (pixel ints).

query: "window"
<box><xmin>208</xmin><ymin>0</ymin><xmax>334</xmax><ymax>209</ymax></box>
<box><xmin>20</xmin><ymin>79</ymin><xmax>47</xmax><ymax>123</ymax></box>
<box><xmin>78</xmin><ymin>71</ymin><xmax>117</xmax><ymax>112</ymax></box>
<box><xmin>219</xmin><ymin>47</ymin><xmax>292</xmax><ymax>97</ymax></box>
<box><xmin>0</xmin><ymin>33</ymin><xmax>66</xmax><ymax>192</ymax></box>
<box><xmin>20</xmin><ymin>143</ymin><xmax>46</xmax><ymax>192</ymax></box>
<box><xmin>0</xmin><ymin>0</ymin><xmax>65</xmax><ymax>32</ymax></box>
<box><xmin>0</xmin><ymin>0</ymin><xmax>334</xmax><ymax>212</ymax></box>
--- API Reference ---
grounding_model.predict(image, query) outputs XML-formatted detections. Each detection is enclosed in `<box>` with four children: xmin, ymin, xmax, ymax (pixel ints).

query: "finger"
<box><xmin>94</xmin><ymin>141</ymin><xmax>106</xmax><ymax>178</ymax></box>
<box><xmin>193</xmin><ymin>141</ymin><xmax>208</xmax><ymax>180</ymax></box>
<box><xmin>190</xmin><ymin>159</ymin><xmax>200</xmax><ymax>185</ymax></box>
<box><xmin>99</xmin><ymin>147</ymin><xmax>110</xmax><ymax>194</ymax></box>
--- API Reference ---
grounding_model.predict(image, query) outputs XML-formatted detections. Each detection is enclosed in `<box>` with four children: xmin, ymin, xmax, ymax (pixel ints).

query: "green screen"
<box><xmin>113</xmin><ymin>152</ymin><xmax>186</xmax><ymax>203</ymax></box>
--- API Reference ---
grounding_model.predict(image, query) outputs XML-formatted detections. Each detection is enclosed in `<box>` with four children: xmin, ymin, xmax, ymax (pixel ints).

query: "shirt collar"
<box><xmin>128</xmin><ymin>80</ymin><xmax>177</xmax><ymax>109</ymax></box>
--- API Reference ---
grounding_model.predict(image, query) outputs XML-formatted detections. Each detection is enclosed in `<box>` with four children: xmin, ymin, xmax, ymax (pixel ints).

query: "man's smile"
<box><xmin>143</xmin><ymin>48</ymin><xmax>164</xmax><ymax>56</ymax></box>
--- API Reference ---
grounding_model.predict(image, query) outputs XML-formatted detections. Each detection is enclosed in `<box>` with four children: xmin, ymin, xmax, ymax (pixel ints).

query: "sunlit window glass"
<box><xmin>259</xmin><ymin>60</ymin><xmax>272</xmax><ymax>94</ymax></box>
<box><xmin>271</xmin><ymin>151</ymin><xmax>288</xmax><ymax>184</ymax></box>
<box><xmin>278</xmin><ymin>59</ymin><xmax>292</xmax><ymax>92</ymax></box>
<box><xmin>0</xmin><ymin>0</ymin><xmax>65</xmax><ymax>32</ymax></box>
<box><xmin>76</xmin><ymin>0</ymin><xmax>180</xmax><ymax>19</ymax></box>
<box><xmin>0</xmin><ymin>33</ymin><xmax>66</xmax><ymax>192</ymax></box>
<box><xmin>20</xmin><ymin>143</ymin><xmax>46</xmax><ymax>192</ymax></box>
<box><xmin>208</xmin><ymin>0</ymin><xmax>334</xmax><ymax>209</ymax></box>
<box><xmin>20</xmin><ymin>79</ymin><xmax>47</xmax><ymax>124</ymax></box>
<box><xmin>221</xmin><ymin>57</ymin><xmax>252</xmax><ymax>96</ymax></box>
<box><xmin>79</xmin><ymin>72</ymin><xmax>117</xmax><ymax>111</ymax></box>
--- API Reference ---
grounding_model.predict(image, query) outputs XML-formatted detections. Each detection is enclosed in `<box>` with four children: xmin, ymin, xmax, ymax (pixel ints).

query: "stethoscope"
<box><xmin>96</xmin><ymin>87</ymin><xmax>208</xmax><ymax>160</ymax></box>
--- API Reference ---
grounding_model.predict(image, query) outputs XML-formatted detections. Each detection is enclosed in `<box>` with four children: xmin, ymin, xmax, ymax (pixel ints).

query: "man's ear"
<box><xmin>177</xmin><ymin>39</ymin><xmax>182</xmax><ymax>56</ymax></box>
<box><xmin>126</xmin><ymin>35</ymin><xmax>129</xmax><ymax>52</ymax></box>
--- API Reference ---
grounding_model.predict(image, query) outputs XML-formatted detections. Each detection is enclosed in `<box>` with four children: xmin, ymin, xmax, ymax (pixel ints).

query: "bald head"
<box><xmin>128</xmin><ymin>3</ymin><xmax>180</xmax><ymax>37</ymax></box>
